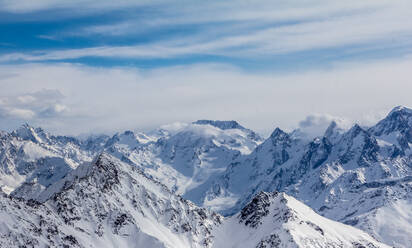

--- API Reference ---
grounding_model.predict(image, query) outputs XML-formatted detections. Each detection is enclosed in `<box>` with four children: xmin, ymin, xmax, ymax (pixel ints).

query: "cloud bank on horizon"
<box><xmin>0</xmin><ymin>0</ymin><xmax>411</xmax><ymax>135</ymax></box>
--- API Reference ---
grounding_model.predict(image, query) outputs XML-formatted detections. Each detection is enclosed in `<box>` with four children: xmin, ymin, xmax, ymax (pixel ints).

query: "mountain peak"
<box><xmin>388</xmin><ymin>105</ymin><xmax>412</xmax><ymax>116</ymax></box>
<box><xmin>324</xmin><ymin>121</ymin><xmax>337</xmax><ymax>136</ymax></box>
<box><xmin>192</xmin><ymin>120</ymin><xmax>244</xmax><ymax>130</ymax></box>
<box><xmin>12</xmin><ymin>123</ymin><xmax>45</xmax><ymax>143</ymax></box>
<box><xmin>90</xmin><ymin>153</ymin><xmax>120</xmax><ymax>186</ymax></box>
<box><xmin>323</xmin><ymin>121</ymin><xmax>346</xmax><ymax>143</ymax></box>
<box><xmin>214</xmin><ymin>191</ymin><xmax>389</xmax><ymax>248</ymax></box>
<box><xmin>370</xmin><ymin>105</ymin><xmax>412</xmax><ymax>137</ymax></box>
<box><xmin>21</xmin><ymin>122</ymin><xmax>32</xmax><ymax>129</ymax></box>
<box><xmin>269</xmin><ymin>127</ymin><xmax>289</xmax><ymax>140</ymax></box>
<box><xmin>352</xmin><ymin>123</ymin><xmax>362</xmax><ymax>130</ymax></box>
<box><xmin>238</xmin><ymin>191</ymin><xmax>279</xmax><ymax>228</ymax></box>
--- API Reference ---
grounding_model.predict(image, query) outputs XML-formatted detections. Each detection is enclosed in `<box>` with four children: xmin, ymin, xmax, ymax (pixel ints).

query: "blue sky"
<box><xmin>1</xmin><ymin>0</ymin><xmax>412</xmax><ymax>135</ymax></box>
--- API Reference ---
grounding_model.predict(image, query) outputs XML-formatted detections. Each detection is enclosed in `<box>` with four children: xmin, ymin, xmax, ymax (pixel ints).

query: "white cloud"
<box><xmin>298</xmin><ymin>114</ymin><xmax>352</xmax><ymax>138</ymax></box>
<box><xmin>1</xmin><ymin>108</ymin><xmax>35</xmax><ymax>119</ymax></box>
<box><xmin>0</xmin><ymin>89</ymin><xmax>69</xmax><ymax>124</ymax></box>
<box><xmin>0</xmin><ymin>58</ymin><xmax>411</xmax><ymax>135</ymax></box>
<box><xmin>0</xmin><ymin>0</ymin><xmax>159</xmax><ymax>13</ymax></box>
<box><xmin>159</xmin><ymin>122</ymin><xmax>189</xmax><ymax>135</ymax></box>
<box><xmin>59</xmin><ymin>1</ymin><xmax>388</xmax><ymax>37</ymax></box>
<box><xmin>0</xmin><ymin>0</ymin><xmax>411</xmax><ymax>136</ymax></box>
<box><xmin>1</xmin><ymin>1</ymin><xmax>412</xmax><ymax>62</ymax></box>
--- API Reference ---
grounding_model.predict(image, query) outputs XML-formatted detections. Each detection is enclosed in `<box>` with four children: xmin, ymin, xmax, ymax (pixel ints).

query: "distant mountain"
<box><xmin>193</xmin><ymin>120</ymin><xmax>245</xmax><ymax>130</ymax></box>
<box><xmin>5</xmin><ymin>120</ymin><xmax>262</xmax><ymax>207</ymax></box>
<box><xmin>0</xmin><ymin>123</ymin><xmax>103</xmax><ymax>195</ymax></box>
<box><xmin>193</xmin><ymin>120</ymin><xmax>262</xmax><ymax>142</ymax></box>
<box><xmin>103</xmin><ymin>121</ymin><xmax>262</xmax><ymax>206</ymax></box>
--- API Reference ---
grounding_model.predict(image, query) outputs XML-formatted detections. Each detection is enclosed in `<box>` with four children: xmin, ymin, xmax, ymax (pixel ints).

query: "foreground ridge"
<box><xmin>213</xmin><ymin>191</ymin><xmax>390</xmax><ymax>248</ymax></box>
<box><xmin>1</xmin><ymin>154</ymin><xmax>222</xmax><ymax>247</ymax></box>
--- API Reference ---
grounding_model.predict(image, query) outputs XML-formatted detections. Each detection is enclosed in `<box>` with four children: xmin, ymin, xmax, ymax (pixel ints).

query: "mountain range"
<box><xmin>1</xmin><ymin>106</ymin><xmax>411</xmax><ymax>247</ymax></box>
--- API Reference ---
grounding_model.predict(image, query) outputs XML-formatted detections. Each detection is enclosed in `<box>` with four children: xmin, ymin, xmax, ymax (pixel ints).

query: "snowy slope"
<box><xmin>213</xmin><ymin>191</ymin><xmax>389</xmax><ymax>248</ymax></box>
<box><xmin>3</xmin><ymin>120</ymin><xmax>262</xmax><ymax>206</ymax></box>
<box><xmin>1</xmin><ymin>109</ymin><xmax>412</xmax><ymax>247</ymax></box>
<box><xmin>1</xmin><ymin>153</ymin><xmax>222</xmax><ymax>248</ymax></box>
<box><xmin>0</xmin><ymin>124</ymin><xmax>104</xmax><ymax>195</ymax></box>
<box><xmin>203</xmin><ymin>127</ymin><xmax>308</xmax><ymax>214</ymax></box>
<box><xmin>205</xmin><ymin>106</ymin><xmax>412</xmax><ymax>247</ymax></box>
<box><xmin>103</xmin><ymin>121</ymin><xmax>262</xmax><ymax>206</ymax></box>
<box><xmin>0</xmin><ymin>153</ymin><xmax>390</xmax><ymax>248</ymax></box>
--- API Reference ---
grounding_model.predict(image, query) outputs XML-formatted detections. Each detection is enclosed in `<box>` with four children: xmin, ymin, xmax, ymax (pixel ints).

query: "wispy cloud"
<box><xmin>1</xmin><ymin>1</ymin><xmax>411</xmax><ymax>64</ymax></box>
<box><xmin>59</xmin><ymin>1</ymin><xmax>382</xmax><ymax>37</ymax></box>
<box><xmin>0</xmin><ymin>0</ymin><xmax>159</xmax><ymax>13</ymax></box>
<box><xmin>0</xmin><ymin>58</ymin><xmax>411</xmax><ymax>135</ymax></box>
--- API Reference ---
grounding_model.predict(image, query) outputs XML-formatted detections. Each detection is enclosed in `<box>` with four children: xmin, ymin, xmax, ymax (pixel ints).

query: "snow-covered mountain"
<box><xmin>5</xmin><ymin>120</ymin><xmax>261</xmax><ymax>204</ymax></box>
<box><xmin>0</xmin><ymin>124</ymin><xmax>104</xmax><ymax>195</ymax></box>
<box><xmin>205</xmin><ymin>106</ymin><xmax>412</xmax><ymax>247</ymax></box>
<box><xmin>213</xmin><ymin>191</ymin><xmax>389</xmax><ymax>248</ymax></box>
<box><xmin>0</xmin><ymin>153</ymin><xmax>387</xmax><ymax>247</ymax></box>
<box><xmin>1</xmin><ymin>108</ymin><xmax>412</xmax><ymax>247</ymax></box>
<box><xmin>1</xmin><ymin>153</ymin><xmax>222</xmax><ymax>247</ymax></box>
<box><xmin>102</xmin><ymin>121</ymin><xmax>262</xmax><ymax>207</ymax></box>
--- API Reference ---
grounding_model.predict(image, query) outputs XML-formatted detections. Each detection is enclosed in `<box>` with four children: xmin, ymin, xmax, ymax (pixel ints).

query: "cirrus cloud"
<box><xmin>1</xmin><ymin>0</ymin><xmax>412</xmax><ymax>67</ymax></box>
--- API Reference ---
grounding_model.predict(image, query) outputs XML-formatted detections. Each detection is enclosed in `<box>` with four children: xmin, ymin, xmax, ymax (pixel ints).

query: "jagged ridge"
<box><xmin>213</xmin><ymin>191</ymin><xmax>389</xmax><ymax>248</ymax></box>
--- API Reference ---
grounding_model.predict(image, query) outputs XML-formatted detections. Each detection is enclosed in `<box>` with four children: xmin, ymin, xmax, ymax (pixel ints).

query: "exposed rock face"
<box><xmin>1</xmin><ymin>154</ymin><xmax>222</xmax><ymax>248</ymax></box>
<box><xmin>205</xmin><ymin>106</ymin><xmax>412</xmax><ymax>247</ymax></box>
<box><xmin>213</xmin><ymin>191</ymin><xmax>390</xmax><ymax>248</ymax></box>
